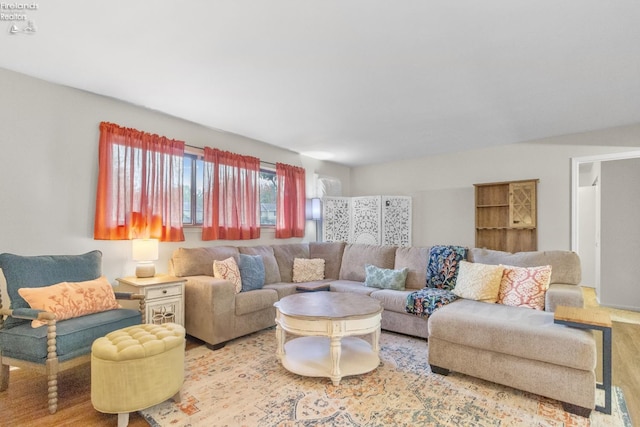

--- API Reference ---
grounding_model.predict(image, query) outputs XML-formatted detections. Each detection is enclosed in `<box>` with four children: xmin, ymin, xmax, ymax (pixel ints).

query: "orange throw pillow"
<box><xmin>18</xmin><ymin>276</ymin><xmax>121</xmax><ymax>327</ymax></box>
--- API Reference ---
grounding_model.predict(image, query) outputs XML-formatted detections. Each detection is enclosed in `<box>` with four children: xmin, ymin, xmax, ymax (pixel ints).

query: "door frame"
<box><xmin>571</xmin><ymin>150</ymin><xmax>640</xmax><ymax>254</ymax></box>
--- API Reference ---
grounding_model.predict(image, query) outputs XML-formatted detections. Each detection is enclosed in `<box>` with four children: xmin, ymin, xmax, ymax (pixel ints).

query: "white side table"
<box><xmin>116</xmin><ymin>275</ymin><xmax>186</xmax><ymax>326</ymax></box>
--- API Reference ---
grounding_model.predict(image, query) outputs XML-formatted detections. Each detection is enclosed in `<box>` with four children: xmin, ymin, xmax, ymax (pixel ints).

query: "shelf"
<box><xmin>475</xmin><ymin>179</ymin><xmax>538</xmax><ymax>252</ymax></box>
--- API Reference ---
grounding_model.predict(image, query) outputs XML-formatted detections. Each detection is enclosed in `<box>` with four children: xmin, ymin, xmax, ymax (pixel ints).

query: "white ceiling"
<box><xmin>2</xmin><ymin>1</ymin><xmax>640</xmax><ymax>166</ymax></box>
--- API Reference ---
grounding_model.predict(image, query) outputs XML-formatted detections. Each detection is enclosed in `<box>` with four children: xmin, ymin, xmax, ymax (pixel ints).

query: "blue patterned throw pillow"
<box><xmin>425</xmin><ymin>245</ymin><xmax>468</xmax><ymax>290</ymax></box>
<box><xmin>364</xmin><ymin>264</ymin><xmax>409</xmax><ymax>290</ymax></box>
<box><xmin>238</xmin><ymin>254</ymin><xmax>265</xmax><ymax>292</ymax></box>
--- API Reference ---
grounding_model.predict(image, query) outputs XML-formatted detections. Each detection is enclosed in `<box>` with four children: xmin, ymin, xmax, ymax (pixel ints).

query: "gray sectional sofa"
<box><xmin>169</xmin><ymin>242</ymin><xmax>597</xmax><ymax>416</ymax></box>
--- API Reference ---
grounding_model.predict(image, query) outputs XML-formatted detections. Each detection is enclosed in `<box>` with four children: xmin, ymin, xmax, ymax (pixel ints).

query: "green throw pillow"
<box><xmin>364</xmin><ymin>264</ymin><xmax>408</xmax><ymax>290</ymax></box>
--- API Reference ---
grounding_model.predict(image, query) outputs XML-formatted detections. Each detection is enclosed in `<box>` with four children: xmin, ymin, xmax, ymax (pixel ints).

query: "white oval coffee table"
<box><xmin>274</xmin><ymin>291</ymin><xmax>383</xmax><ymax>386</ymax></box>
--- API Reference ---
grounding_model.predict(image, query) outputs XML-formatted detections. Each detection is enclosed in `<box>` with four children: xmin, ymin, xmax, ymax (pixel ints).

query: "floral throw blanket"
<box><xmin>405</xmin><ymin>245</ymin><xmax>467</xmax><ymax>317</ymax></box>
<box><xmin>405</xmin><ymin>287</ymin><xmax>459</xmax><ymax>317</ymax></box>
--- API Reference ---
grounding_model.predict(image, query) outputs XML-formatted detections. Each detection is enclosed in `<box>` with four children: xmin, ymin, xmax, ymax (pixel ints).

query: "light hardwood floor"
<box><xmin>1</xmin><ymin>291</ymin><xmax>638</xmax><ymax>426</ymax></box>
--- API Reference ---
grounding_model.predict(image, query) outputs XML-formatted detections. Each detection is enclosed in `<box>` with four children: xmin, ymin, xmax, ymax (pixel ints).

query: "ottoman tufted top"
<box><xmin>92</xmin><ymin>323</ymin><xmax>185</xmax><ymax>361</ymax></box>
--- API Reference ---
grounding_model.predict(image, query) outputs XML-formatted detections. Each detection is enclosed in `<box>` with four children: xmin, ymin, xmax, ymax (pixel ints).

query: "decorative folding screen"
<box><xmin>322</xmin><ymin>196</ymin><xmax>411</xmax><ymax>246</ymax></box>
<box><xmin>322</xmin><ymin>197</ymin><xmax>351</xmax><ymax>243</ymax></box>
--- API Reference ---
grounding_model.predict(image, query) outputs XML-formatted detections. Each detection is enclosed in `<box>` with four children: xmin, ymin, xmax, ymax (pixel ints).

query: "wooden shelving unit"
<box><xmin>474</xmin><ymin>179</ymin><xmax>538</xmax><ymax>252</ymax></box>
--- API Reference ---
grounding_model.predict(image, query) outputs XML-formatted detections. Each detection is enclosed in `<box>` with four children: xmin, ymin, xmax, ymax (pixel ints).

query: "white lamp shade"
<box><xmin>132</xmin><ymin>239</ymin><xmax>159</xmax><ymax>261</ymax></box>
<box><xmin>311</xmin><ymin>198</ymin><xmax>322</xmax><ymax>221</ymax></box>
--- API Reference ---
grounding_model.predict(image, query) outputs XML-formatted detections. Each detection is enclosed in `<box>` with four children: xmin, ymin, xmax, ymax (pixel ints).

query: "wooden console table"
<box><xmin>554</xmin><ymin>305</ymin><xmax>612</xmax><ymax>414</ymax></box>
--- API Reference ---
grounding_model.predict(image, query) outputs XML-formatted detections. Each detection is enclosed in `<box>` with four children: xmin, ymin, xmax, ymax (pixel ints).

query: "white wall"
<box><xmin>0</xmin><ymin>68</ymin><xmax>350</xmax><ymax>282</ymax></box>
<box><xmin>3</xmin><ymin>66</ymin><xmax>640</xmax><ymax>291</ymax></box>
<box><xmin>600</xmin><ymin>158</ymin><xmax>640</xmax><ymax>311</ymax></box>
<box><xmin>350</xmin><ymin>125</ymin><xmax>640</xmax><ymax>250</ymax></box>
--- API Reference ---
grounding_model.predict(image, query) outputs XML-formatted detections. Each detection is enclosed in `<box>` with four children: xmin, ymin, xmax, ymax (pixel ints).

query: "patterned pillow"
<box><xmin>452</xmin><ymin>261</ymin><xmax>504</xmax><ymax>303</ymax></box>
<box><xmin>292</xmin><ymin>258</ymin><xmax>325</xmax><ymax>283</ymax></box>
<box><xmin>426</xmin><ymin>245</ymin><xmax>467</xmax><ymax>290</ymax></box>
<box><xmin>17</xmin><ymin>276</ymin><xmax>120</xmax><ymax>328</ymax></box>
<box><xmin>238</xmin><ymin>254</ymin><xmax>265</xmax><ymax>292</ymax></box>
<box><xmin>498</xmin><ymin>264</ymin><xmax>552</xmax><ymax>310</ymax></box>
<box><xmin>364</xmin><ymin>264</ymin><xmax>409</xmax><ymax>290</ymax></box>
<box><xmin>213</xmin><ymin>257</ymin><xmax>242</xmax><ymax>293</ymax></box>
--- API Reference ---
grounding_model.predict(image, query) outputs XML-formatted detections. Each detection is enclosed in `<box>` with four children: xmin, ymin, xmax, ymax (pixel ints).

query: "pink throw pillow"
<box><xmin>497</xmin><ymin>265</ymin><xmax>552</xmax><ymax>310</ymax></box>
<box><xmin>18</xmin><ymin>276</ymin><xmax>121</xmax><ymax>327</ymax></box>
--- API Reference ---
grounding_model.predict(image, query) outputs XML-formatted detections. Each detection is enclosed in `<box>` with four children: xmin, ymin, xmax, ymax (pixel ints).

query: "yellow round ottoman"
<box><xmin>91</xmin><ymin>323</ymin><xmax>186</xmax><ymax>427</ymax></box>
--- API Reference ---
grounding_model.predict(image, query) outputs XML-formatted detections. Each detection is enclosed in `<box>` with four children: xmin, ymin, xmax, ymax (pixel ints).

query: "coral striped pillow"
<box><xmin>497</xmin><ymin>265</ymin><xmax>552</xmax><ymax>310</ymax></box>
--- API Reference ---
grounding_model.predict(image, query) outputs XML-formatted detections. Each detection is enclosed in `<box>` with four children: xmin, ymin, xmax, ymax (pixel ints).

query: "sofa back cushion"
<box><xmin>0</xmin><ymin>250</ymin><xmax>103</xmax><ymax>329</ymax></box>
<box><xmin>272</xmin><ymin>243</ymin><xmax>309</xmax><ymax>283</ymax></box>
<box><xmin>309</xmin><ymin>242</ymin><xmax>346</xmax><ymax>279</ymax></box>
<box><xmin>170</xmin><ymin>246</ymin><xmax>239</xmax><ymax>277</ymax></box>
<box><xmin>468</xmin><ymin>248</ymin><xmax>581</xmax><ymax>285</ymax></box>
<box><xmin>394</xmin><ymin>246</ymin><xmax>430</xmax><ymax>290</ymax></box>
<box><xmin>239</xmin><ymin>245</ymin><xmax>281</xmax><ymax>284</ymax></box>
<box><xmin>339</xmin><ymin>244</ymin><xmax>396</xmax><ymax>282</ymax></box>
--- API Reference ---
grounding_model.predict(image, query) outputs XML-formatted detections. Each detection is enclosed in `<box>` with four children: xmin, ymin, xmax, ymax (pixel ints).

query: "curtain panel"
<box><xmin>275</xmin><ymin>162</ymin><xmax>306</xmax><ymax>238</ymax></box>
<box><xmin>202</xmin><ymin>148</ymin><xmax>260</xmax><ymax>240</ymax></box>
<box><xmin>94</xmin><ymin>122</ymin><xmax>185</xmax><ymax>241</ymax></box>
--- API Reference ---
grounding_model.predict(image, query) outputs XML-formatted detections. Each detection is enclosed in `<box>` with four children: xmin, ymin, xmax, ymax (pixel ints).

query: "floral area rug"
<box><xmin>140</xmin><ymin>328</ymin><xmax>631</xmax><ymax>427</ymax></box>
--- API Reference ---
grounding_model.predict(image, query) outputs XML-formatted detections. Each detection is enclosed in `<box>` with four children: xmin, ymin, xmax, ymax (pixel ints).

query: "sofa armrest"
<box><xmin>183</xmin><ymin>276</ymin><xmax>237</xmax><ymax>345</ymax></box>
<box><xmin>545</xmin><ymin>283</ymin><xmax>584</xmax><ymax>312</ymax></box>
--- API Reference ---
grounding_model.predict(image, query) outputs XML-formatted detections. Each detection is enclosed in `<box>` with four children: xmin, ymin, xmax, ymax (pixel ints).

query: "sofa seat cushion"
<box><xmin>428</xmin><ymin>299</ymin><xmax>596</xmax><ymax>371</ymax></box>
<box><xmin>329</xmin><ymin>280</ymin><xmax>377</xmax><ymax>295</ymax></box>
<box><xmin>0</xmin><ymin>308</ymin><xmax>141</xmax><ymax>363</ymax></box>
<box><xmin>263</xmin><ymin>282</ymin><xmax>299</xmax><ymax>299</ymax></box>
<box><xmin>369</xmin><ymin>289</ymin><xmax>415</xmax><ymax>313</ymax></box>
<box><xmin>234</xmin><ymin>289</ymin><xmax>278</xmax><ymax>316</ymax></box>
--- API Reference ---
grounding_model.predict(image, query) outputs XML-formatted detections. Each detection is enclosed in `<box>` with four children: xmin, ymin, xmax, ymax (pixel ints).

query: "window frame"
<box><xmin>259</xmin><ymin>167</ymin><xmax>277</xmax><ymax>228</ymax></box>
<box><xmin>182</xmin><ymin>149</ymin><xmax>204</xmax><ymax>227</ymax></box>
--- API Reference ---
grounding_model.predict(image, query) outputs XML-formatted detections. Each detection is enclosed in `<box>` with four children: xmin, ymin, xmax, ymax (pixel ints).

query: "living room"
<box><xmin>1</xmin><ymin>2</ymin><xmax>640</xmax><ymax>426</ymax></box>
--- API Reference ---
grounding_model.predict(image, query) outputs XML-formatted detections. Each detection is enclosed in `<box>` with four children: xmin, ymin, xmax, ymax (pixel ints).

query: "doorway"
<box><xmin>571</xmin><ymin>150</ymin><xmax>640</xmax><ymax>309</ymax></box>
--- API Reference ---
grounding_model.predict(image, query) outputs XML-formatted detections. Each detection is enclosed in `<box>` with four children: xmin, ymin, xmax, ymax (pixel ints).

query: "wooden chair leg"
<box><xmin>46</xmin><ymin>363</ymin><xmax>58</xmax><ymax>414</ymax></box>
<box><xmin>46</xmin><ymin>322</ymin><xmax>59</xmax><ymax>414</ymax></box>
<box><xmin>0</xmin><ymin>361</ymin><xmax>9</xmax><ymax>391</ymax></box>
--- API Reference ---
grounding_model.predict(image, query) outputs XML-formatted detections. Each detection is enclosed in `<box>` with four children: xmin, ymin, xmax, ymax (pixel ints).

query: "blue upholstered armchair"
<box><xmin>0</xmin><ymin>251</ymin><xmax>145</xmax><ymax>414</ymax></box>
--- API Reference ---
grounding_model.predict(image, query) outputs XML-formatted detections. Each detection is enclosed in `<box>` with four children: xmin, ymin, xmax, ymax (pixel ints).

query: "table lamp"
<box><xmin>132</xmin><ymin>238</ymin><xmax>159</xmax><ymax>278</ymax></box>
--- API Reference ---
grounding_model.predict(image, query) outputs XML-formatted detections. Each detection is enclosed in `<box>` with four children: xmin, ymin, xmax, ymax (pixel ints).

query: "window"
<box><xmin>183</xmin><ymin>153</ymin><xmax>204</xmax><ymax>226</ymax></box>
<box><xmin>181</xmin><ymin>150</ymin><xmax>276</xmax><ymax>228</ymax></box>
<box><xmin>260</xmin><ymin>169</ymin><xmax>277</xmax><ymax>226</ymax></box>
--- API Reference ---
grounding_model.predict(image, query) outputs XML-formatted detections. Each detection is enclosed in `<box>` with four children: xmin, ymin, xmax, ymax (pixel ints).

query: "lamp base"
<box><xmin>135</xmin><ymin>262</ymin><xmax>155</xmax><ymax>278</ymax></box>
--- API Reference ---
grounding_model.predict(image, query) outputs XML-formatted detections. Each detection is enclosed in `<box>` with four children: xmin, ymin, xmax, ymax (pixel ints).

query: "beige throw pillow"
<box><xmin>452</xmin><ymin>261</ymin><xmax>504</xmax><ymax>303</ymax></box>
<box><xmin>292</xmin><ymin>258</ymin><xmax>325</xmax><ymax>283</ymax></box>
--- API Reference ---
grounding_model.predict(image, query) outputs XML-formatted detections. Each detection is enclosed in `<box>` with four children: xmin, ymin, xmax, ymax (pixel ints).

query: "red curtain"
<box><xmin>202</xmin><ymin>148</ymin><xmax>260</xmax><ymax>240</ymax></box>
<box><xmin>275</xmin><ymin>162</ymin><xmax>306</xmax><ymax>238</ymax></box>
<box><xmin>94</xmin><ymin>122</ymin><xmax>185</xmax><ymax>241</ymax></box>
